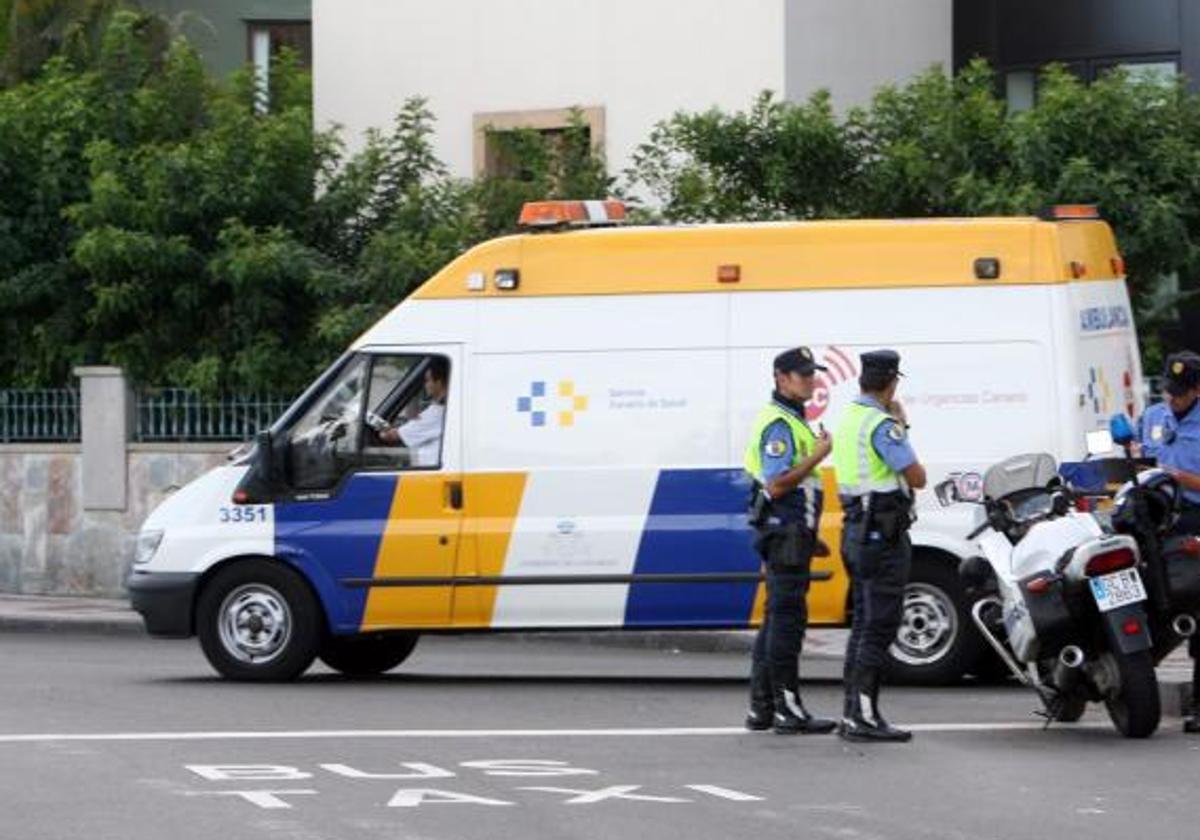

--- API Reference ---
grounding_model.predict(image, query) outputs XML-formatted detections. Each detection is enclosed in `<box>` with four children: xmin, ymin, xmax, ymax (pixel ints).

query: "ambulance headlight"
<box><xmin>135</xmin><ymin>530</ymin><xmax>164</xmax><ymax>565</ymax></box>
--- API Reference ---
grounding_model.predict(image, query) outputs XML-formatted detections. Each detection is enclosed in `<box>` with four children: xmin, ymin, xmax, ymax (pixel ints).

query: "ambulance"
<box><xmin>128</xmin><ymin>201</ymin><xmax>1144</xmax><ymax>683</ymax></box>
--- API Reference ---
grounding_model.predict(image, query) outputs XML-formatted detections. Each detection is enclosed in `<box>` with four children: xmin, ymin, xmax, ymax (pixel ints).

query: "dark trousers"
<box><xmin>1176</xmin><ymin>504</ymin><xmax>1200</xmax><ymax>707</ymax></box>
<box><xmin>750</xmin><ymin>526</ymin><xmax>813</xmax><ymax>691</ymax></box>
<box><xmin>842</xmin><ymin>521</ymin><xmax>912</xmax><ymax>677</ymax></box>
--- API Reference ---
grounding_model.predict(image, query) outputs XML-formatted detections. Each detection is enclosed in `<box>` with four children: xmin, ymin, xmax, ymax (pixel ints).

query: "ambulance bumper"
<box><xmin>128</xmin><ymin>571</ymin><xmax>200</xmax><ymax>638</ymax></box>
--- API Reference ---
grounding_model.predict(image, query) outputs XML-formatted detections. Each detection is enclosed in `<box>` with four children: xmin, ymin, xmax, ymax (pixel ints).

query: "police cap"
<box><xmin>860</xmin><ymin>349</ymin><xmax>903</xmax><ymax>379</ymax></box>
<box><xmin>774</xmin><ymin>346</ymin><xmax>827</xmax><ymax>376</ymax></box>
<box><xmin>1164</xmin><ymin>350</ymin><xmax>1200</xmax><ymax>396</ymax></box>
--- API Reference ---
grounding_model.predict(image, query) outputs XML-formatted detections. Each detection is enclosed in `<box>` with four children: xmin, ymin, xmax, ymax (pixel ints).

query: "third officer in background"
<box><xmin>1153</xmin><ymin>351</ymin><xmax>1200</xmax><ymax>732</ymax></box>
<box><xmin>743</xmin><ymin>347</ymin><xmax>838</xmax><ymax>735</ymax></box>
<box><xmin>832</xmin><ymin>350</ymin><xmax>926</xmax><ymax>743</ymax></box>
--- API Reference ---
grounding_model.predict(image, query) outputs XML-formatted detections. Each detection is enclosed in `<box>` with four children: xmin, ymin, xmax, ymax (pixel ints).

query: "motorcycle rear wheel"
<box><xmin>1104</xmin><ymin>651</ymin><xmax>1161</xmax><ymax>738</ymax></box>
<box><xmin>1053</xmin><ymin>693</ymin><xmax>1087</xmax><ymax>723</ymax></box>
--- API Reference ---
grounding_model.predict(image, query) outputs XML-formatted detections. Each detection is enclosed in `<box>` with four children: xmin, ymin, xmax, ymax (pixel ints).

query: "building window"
<box><xmin>1004</xmin><ymin>57</ymin><xmax>1179</xmax><ymax>113</ymax></box>
<box><xmin>473</xmin><ymin>107</ymin><xmax>605</xmax><ymax>179</ymax></box>
<box><xmin>1102</xmin><ymin>59</ymin><xmax>1179</xmax><ymax>86</ymax></box>
<box><xmin>1005</xmin><ymin>70</ymin><xmax>1035</xmax><ymax>114</ymax></box>
<box><xmin>247</xmin><ymin>20</ymin><xmax>312</xmax><ymax>110</ymax></box>
<box><xmin>246</xmin><ymin>21</ymin><xmax>312</xmax><ymax>68</ymax></box>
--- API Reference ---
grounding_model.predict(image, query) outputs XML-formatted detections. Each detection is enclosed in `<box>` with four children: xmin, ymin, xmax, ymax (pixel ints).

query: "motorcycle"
<box><xmin>935</xmin><ymin>451</ymin><xmax>1161</xmax><ymax>738</ymax></box>
<box><xmin>1065</xmin><ymin>415</ymin><xmax>1200</xmax><ymax>670</ymax></box>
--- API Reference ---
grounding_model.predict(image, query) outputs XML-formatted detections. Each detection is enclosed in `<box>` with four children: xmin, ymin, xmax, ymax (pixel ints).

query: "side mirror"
<box><xmin>231</xmin><ymin>430</ymin><xmax>285</xmax><ymax>503</ymax></box>
<box><xmin>934</xmin><ymin>478</ymin><xmax>961</xmax><ymax>507</ymax></box>
<box><xmin>1109</xmin><ymin>413</ymin><xmax>1135</xmax><ymax>447</ymax></box>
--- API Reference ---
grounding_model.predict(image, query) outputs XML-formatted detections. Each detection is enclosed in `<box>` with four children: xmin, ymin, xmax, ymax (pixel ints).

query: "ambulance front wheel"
<box><xmin>319</xmin><ymin>631</ymin><xmax>421</xmax><ymax>677</ymax></box>
<box><xmin>196</xmin><ymin>559</ymin><xmax>322</xmax><ymax>682</ymax></box>
<box><xmin>884</xmin><ymin>553</ymin><xmax>984</xmax><ymax>685</ymax></box>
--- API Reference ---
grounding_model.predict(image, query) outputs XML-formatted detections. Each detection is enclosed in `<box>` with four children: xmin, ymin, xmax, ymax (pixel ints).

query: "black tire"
<box><xmin>196</xmin><ymin>559</ymin><xmax>322</xmax><ymax>682</ymax></box>
<box><xmin>319</xmin><ymin>632</ymin><xmax>420</xmax><ymax>677</ymax></box>
<box><xmin>1054</xmin><ymin>693</ymin><xmax>1088</xmax><ymax>723</ymax></box>
<box><xmin>885</xmin><ymin>553</ymin><xmax>986</xmax><ymax>685</ymax></box>
<box><xmin>1104</xmin><ymin>651</ymin><xmax>1161</xmax><ymax>738</ymax></box>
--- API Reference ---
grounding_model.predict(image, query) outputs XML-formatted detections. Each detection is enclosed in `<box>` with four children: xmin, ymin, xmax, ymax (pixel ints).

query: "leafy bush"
<box><xmin>4</xmin><ymin>12</ymin><xmax>1198</xmax><ymax>389</ymax></box>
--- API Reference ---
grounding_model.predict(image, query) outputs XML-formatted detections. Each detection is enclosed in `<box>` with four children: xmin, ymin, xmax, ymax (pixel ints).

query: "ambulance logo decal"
<box><xmin>517</xmin><ymin>380</ymin><xmax>590</xmax><ymax>427</ymax></box>
<box><xmin>806</xmin><ymin>346</ymin><xmax>859</xmax><ymax>422</ymax></box>
<box><xmin>1086</xmin><ymin>366</ymin><xmax>1112</xmax><ymax>414</ymax></box>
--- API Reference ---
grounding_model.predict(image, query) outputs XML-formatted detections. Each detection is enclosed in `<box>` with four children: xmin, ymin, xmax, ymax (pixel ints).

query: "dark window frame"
<box><xmin>245</xmin><ymin>19</ymin><xmax>313</xmax><ymax>69</ymax></box>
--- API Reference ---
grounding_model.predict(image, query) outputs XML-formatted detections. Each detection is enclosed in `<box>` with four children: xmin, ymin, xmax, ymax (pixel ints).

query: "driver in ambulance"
<box><xmin>377</xmin><ymin>357</ymin><xmax>449</xmax><ymax>468</ymax></box>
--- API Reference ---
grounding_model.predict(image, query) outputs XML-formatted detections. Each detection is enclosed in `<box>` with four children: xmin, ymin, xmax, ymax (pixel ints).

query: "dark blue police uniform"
<box><xmin>1156</xmin><ymin>351</ymin><xmax>1200</xmax><ymax>732</ymax></box>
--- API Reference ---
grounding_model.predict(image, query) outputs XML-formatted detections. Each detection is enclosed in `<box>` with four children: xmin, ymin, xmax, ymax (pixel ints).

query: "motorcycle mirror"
<box><xmin>1109</xmin><ymin>413</ymin><xmax>1135</xmax><ymax>447</ymax></box>
<box><xmin>1086</xmin><ymin>428</ymin><xmax>1115</xmax><ymax>456</ymax></box>
<box><xmin>934</xmin><ymin>478</ymin><xmax>960</xmax><ymax>507</ymax></box>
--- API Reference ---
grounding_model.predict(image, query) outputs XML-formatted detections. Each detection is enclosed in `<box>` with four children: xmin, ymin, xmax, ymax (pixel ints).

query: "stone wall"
<box><xmin>0</xmin><ymin>444</ymin><xmax>228</xmax><ymax>597</ymax></box>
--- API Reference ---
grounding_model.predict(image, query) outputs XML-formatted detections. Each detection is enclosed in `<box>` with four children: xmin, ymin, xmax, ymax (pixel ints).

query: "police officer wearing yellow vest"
<box><xmin>832</xmin><ymin>350</ymin><xmax>927</xmax><ymax>743</ymax></box>
<box><xmin>743</xmin><ymin>347</ymin><xmax>838</xmax><ymax>735</ymax></box>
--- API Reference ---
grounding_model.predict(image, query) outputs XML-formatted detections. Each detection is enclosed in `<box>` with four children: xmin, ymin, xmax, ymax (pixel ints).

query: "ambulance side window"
<box><xmin>361</xmin><ymin>354</ymin><xmax>450</xmax><ymax>471</ymax></box>
<box><xmin>286</xmin><ymin>355</ymin><xmax>369</xmax><ymax>491</ymax></box>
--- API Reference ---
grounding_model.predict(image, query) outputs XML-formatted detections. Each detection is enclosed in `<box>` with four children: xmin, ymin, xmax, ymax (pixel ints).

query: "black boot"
<box><xmin>772</xmin><ymin>683</ymin><xmax>837</xmax><ymax>735</ymax></box>
<box><xmin>1187</xmin><ymin>665</ymin><xmax>1200</xmax><ymax>733</ymax></box>
<box><xmin>744</xmin><ymin>663</ymin><xmax>774</xmax><ymax>731</ymax></box>
<box><xmin>838</xmin><ymin>667</ymin><xmax>911</xmax><ymax>743</ymax></box>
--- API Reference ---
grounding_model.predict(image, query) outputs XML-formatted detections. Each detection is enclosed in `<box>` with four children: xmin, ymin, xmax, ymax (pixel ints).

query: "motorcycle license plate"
<box><xmin>1089</xmin><ymin>569</ymin><xmax>1147</xmax><ymax>612</ymax></box>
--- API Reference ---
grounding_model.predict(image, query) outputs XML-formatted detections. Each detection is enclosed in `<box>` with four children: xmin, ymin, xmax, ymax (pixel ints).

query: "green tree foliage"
<box><xmin>8</xmin><ymin>15</ymin><xmax>1198</xmax><ymax>391</ymax></box>
<box><xmin>628</xmin><ymin>61</ymin><xmax>1200</xmax><ymax>360</ymax></box>
<box><xmin>0</xmin><ymin>10</ymin><xmax>611</xmax><ymax>391</ymax></box>
<box><xmin>1</xmin><ymin>0</ymin><xmax>129</xmax><ymax>86</ymax></box>
<box><xmin>630</xmin><ymin>90</ymin><xmax>855</xmax><ymax>222</ymax></box>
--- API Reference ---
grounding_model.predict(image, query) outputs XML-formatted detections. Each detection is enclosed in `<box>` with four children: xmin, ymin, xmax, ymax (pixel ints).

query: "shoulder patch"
<box><xmin>886</xmin><ymin>424</ymin><xmax>906</xmax><ymax>442</ymax></box>
<box><xmin>765</xmin><ymin>439</ymin><xmax>788</xmax><ymax>457</ymax></box>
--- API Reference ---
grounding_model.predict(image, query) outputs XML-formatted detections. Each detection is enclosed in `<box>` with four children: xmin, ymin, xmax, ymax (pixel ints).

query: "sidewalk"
<box><xmin>0</xmin><ymin>593</ymin><xmax>1190</xmax><ymax>715</ymax></box>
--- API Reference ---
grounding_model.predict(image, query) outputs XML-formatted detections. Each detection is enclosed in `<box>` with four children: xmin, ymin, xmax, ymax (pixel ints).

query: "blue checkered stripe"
<box><xmin>516</xmin><ymin>381</ymin><xmax>548</xmax><ymax>426</ymax></box>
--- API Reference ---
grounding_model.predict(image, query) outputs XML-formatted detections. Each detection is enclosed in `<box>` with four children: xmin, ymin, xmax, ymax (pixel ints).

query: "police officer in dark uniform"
<box><xmin>1154</xmin><ymin>351</ymin><xmax>1200</xmax><ymax>732</ymax></box>
<box><xmin>742</xmin><ymin>347</ymin><xmax>838</xmax><ymax>735</ymax></box>
<box><xmin>831</xmin><ymin>350</ymin><xmax>927</xmax><ymax>743</ymax></box>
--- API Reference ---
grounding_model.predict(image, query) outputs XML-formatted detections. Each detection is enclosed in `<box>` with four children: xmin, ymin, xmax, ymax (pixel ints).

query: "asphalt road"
<box><xmin>1</xmin><ymin>632</ymin><xmax>1198</xmax><ymax>840</ymax></box>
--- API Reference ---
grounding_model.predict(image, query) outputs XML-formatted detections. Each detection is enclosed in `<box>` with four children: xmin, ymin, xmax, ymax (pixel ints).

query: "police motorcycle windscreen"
<box><xmin>981</xmin><ymin>453</ymin><xmax>1059</xmax><ymax>501</ymax></box>
<box><xmin>952</xmin><ymin>450</ymin><xmax>1160</xmax><ymax>737</ymax></box>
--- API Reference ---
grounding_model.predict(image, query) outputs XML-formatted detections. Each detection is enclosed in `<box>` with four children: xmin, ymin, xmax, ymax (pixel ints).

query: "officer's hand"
<box><xmin>887</xmin><ymin>399</ymin><xmax>908</xmax><ymax>426</ymax></box>
<box><xmin>813</xmin><ymin>432</ymin><xmax>833</xmax><ymax>461</ymax></box>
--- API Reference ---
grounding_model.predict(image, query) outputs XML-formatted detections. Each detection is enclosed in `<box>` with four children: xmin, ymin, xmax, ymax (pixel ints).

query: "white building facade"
<box><xmin>314</xmin><ymin>0</ymin><xmax>952</xmax><ymax>179</ymax></box>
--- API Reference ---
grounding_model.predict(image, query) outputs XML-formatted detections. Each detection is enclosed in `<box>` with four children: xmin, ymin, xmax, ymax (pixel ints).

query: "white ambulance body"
<box><xmin>129</xmin><ymin>203</ymin><xmax>1142</xmax><ymax>682</ymax></box>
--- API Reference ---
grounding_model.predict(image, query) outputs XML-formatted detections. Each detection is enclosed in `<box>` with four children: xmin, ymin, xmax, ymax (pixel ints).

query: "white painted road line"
<box><xmin>0</xmin><ymin>722</ymin><xmax>1114</xmax><ymax>744</ymax></box>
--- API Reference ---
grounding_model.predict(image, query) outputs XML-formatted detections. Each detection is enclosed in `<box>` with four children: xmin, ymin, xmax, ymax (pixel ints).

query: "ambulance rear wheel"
<box><xmin>319</xmin><ymin>632</ymin><xmax>420</xmax><ymax>677</ymax></box>
<box><xmin>196</xmin><ymin>560</ymin><xmax>321</xmax><ymax>682</ymax></box>
<box><xmin>885</xmin><ymin>554</ymin><xmax>983</xmax><ymax>685</ymax></box>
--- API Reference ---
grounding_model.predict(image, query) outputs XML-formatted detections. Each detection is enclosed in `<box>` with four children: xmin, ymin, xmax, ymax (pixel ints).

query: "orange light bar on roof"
<box><xmin>1039</xmin><ymin>204</ymin><xmax>1101</xmax><ymax>221</ymax></box>
<box><xmin>518</xmin><ymin>199</ymin><xmax>627</xmax><ymax>228</ymax></box>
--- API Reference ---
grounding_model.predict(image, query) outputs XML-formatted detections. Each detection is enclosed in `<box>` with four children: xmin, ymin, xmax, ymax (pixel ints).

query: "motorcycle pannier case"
<box><xmin>1018</xmin><ymin>572</ymin><xmax>1075</xmax><ymax>657</ymax></box>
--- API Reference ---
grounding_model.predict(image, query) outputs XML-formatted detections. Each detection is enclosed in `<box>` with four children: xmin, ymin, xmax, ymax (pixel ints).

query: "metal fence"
<box><xmin>0</xmin><ymin>376</ymin><xmax>1176</xmax><ymax>444</ymax></box>
<box><xmin>0</xmin><ymin>389</ymin><xmax>81</xmax><ymax>443</ymax></box>
<box><xmin>134</xmin><ymin>390</ymin><xmax>294</xmax><ymax>442</ymax></box>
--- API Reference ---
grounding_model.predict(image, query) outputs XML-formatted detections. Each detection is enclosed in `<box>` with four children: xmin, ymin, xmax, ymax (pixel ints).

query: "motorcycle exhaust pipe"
<box><xmin>1172</xmin><ymin>614</ymin><xmax>1197</xmax><ymax>639</ymax></box>
<box><xmin>1051</xmin><ymin>645</ymin><xmax>1086</xmax><ymax>695</ymax></box>
<box><xmin>1058</xmin><ymin>645</ymin><xmax>1085</xmax><ymax>669</ymax></box>
<box><xmin>970</xmin><ymin>598</ymin><xmax>1032</xmax><ymax>687</ymax></box>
